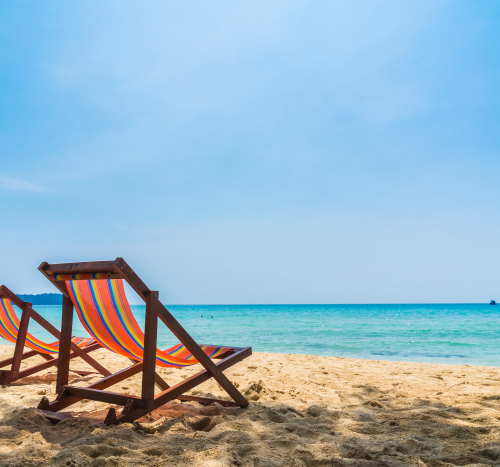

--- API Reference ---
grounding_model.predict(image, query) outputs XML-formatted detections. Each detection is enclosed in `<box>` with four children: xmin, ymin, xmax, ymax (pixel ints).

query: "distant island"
<box><xmin>18</xmin><ymin>293</ymin><xmax>62</xmax><ymax>305</ymax></box>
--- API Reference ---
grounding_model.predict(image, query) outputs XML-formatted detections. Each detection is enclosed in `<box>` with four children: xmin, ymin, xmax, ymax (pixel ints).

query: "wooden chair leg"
<box><xmin>56</xmin><ymin>296</ymin><xmax>74</xmax><ymax>393</ymax></box>
<box><xmin>11</xmin><ymin>306</ymin><xmax>31</xmax><ymax>376</ymax></box>
<box><xmin>141</xmin><ymin>291</ymin><xmax>159</xmax><ymax>410</ymax></box>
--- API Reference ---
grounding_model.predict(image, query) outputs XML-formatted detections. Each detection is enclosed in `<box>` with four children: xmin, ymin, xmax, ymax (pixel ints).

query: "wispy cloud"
<box><xmin>0</xmin><ymin>175</ymin><xmax>47</xmax><ymax>193</ymax></box>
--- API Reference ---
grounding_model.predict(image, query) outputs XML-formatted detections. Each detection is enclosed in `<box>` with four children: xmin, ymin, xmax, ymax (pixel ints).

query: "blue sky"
<box><xmin>1</xmin><ymin>1</ymin><xmax>499</xmax><ymax>304</ymax></box>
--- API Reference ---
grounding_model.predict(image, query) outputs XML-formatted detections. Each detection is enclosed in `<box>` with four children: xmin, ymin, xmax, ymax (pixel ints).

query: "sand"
<box><xmin>1</xmin><ymin>344</ymin><xmax>500</xmax><ymax>466</ymax></box>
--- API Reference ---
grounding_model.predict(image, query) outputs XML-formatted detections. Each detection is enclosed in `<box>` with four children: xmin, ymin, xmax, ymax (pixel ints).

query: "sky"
<box><xmin>0</xmin><ymin>1</ymin><xmax>499</xmax><ymax>304</ymax></box>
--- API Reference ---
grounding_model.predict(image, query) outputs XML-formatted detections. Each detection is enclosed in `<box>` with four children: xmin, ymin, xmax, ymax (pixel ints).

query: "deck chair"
<box><xmin>0</xmin><ymin>285</ymin><xmax>110</xmax><ymax>385</ymax></box>
<box><xmin>37</xmin><ymin>258</ymin><xmax>252</xmax><ymax>425</ymax></box>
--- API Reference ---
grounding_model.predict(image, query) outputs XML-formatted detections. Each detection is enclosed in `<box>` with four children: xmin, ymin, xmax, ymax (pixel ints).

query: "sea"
<box><xmin>5</xmin><ymin>304</ymin><xmax>500</xmax><ymax>367</ymax></box>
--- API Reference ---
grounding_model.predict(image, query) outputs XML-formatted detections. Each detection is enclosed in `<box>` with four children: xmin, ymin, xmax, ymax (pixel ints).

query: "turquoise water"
<box><xmin>4</xmin><ymin>304</ymin><xmax>500</xmax><ymax>367</ymax></box>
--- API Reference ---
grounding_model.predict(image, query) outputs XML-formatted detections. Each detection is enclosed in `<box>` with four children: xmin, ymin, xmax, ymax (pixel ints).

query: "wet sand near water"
<box><xmin>1</xmin><ymin>343</ymin><xmax>500</xmax><ymax>466</ymax></box>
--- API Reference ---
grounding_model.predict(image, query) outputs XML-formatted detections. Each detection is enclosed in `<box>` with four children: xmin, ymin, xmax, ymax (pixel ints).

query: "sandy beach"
<box><xmin>1</xmin><ymin>344</ymin><xmax>499</xmax><ymax>466</ymax></box>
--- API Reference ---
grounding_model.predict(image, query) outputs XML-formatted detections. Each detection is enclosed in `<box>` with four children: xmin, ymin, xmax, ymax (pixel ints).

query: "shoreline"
<box><xmin>1</xmin><ymin>341</ymin><xmax>498</xmax><ymax>369</ymax></box>
<box><xmin>11</xmin><ymin>302</ymin><xmax>500</xmax><ymax>369</ymax></box>
<box><xmin>2</xmin><ymin>343</ymin><xmax>500</xmax><ymax>465</ymax></box>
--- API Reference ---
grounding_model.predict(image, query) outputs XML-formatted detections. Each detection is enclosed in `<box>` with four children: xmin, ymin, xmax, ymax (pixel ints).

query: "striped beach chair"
<box><xmin>67</xmin><ymin>278</ymin><xmax>233</xmax><ymax>367</ymax></box>
<box><xmin>0</xmin><ymin>285</ymin><xmax>110</xmax><ymax>384</ymax></box>
<box><xmin>37</xmin><ymin>258</ymin><xmax>252</xmax><ymax>425</ymax></box>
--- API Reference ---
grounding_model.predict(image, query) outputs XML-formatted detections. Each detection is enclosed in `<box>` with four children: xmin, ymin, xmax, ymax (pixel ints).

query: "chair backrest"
<box><xmin>0</xmin><ymin>298</ymin><xmax>60</xmax><ymax>353</ymax></box>
<box><xmin>67</xmin><ymin>279</ymin><xmax>230</xmax><ymax>367</ymax></box>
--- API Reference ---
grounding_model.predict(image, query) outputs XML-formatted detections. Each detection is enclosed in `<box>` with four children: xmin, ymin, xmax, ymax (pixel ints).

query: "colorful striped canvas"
<box><xmin>0</xmin><ymin>299</ymin><xmax>95</xmax><ymax>354</ymax></box>
<box><xmin>67</xmin><ymin>279</ymin><xmax>232</xmax><ymax>367</ymax></box>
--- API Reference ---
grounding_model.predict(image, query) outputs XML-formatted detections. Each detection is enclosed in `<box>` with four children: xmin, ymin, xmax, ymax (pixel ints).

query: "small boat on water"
<box><xmin>490</xmin><ymin>300</ymin><xmax>496</xmax><ymax>305</ymax></box>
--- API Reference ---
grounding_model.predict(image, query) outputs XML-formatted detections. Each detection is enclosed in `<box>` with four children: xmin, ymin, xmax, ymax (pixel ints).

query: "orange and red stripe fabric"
<box><xmin>67</xmin><ymin>279</ymin><xmax>232</xmax><ymax>367</ymax></box>
<box><xmin>0</xmin><ymin>298</ymin><xmax>95</xmax><ymax>354</ymax></box>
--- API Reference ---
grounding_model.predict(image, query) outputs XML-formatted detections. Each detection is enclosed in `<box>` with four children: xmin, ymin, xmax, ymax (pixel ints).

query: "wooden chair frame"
<box><xmin>0</xmin><ymin>285</ymin><xmax>110</xmax><ymax>385</ymax></box>
<box><xmin>37</xmin><ymin>258</ymin><xmax>252</xmax><ymax>424</ymax></box>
